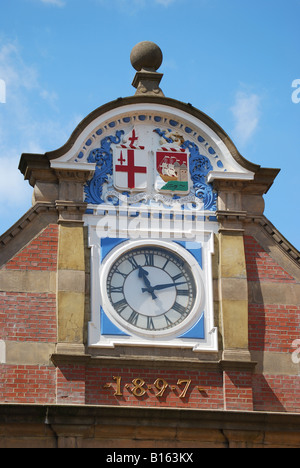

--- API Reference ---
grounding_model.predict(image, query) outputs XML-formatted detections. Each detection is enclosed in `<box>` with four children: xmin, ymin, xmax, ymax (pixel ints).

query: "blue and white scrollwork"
<box><xmin>181</xmin><ymin>140</ymin><xmax>217</xmax><ymax>211</ymax></box>
<box><xmin>84</xmin><ymin>130</ymin><xmax>124</xmax><ymax>204</ymax></box>
<box><xmin>84</xmin><ymin>128</ymin><xmax>217</xmax><ymax>211</ymax></box>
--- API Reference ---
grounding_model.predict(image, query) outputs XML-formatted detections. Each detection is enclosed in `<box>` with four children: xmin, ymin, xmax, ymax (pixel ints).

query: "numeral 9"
<box><xmin>154</xmin><ymin>378</ymin><xmax>168</xmax><ymax>397</ymax></box>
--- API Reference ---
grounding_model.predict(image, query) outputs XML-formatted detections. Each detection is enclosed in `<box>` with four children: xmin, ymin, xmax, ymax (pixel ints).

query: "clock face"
<box><xmin>105</xmin><ymin>245</ymin><xmax>198</xmax><ymax>335</ymax></box>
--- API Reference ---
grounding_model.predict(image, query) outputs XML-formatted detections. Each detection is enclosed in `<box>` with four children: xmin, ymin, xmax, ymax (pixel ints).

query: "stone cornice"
<box><xmin>50</xmin><ymin>352</ymin><xmax>257</xmax><ymax>373</ymax></box>
<box><xmin>0</xmin><ymin>202</ymin><xmax>57</xmax><ymax>249</ymax></box>
<box><xmin>258</xmin><ymin>215</ymin><xmax>300</xmax><ymax>265</ymax></box>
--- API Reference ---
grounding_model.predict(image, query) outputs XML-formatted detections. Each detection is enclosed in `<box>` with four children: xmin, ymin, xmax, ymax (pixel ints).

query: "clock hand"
<box><xmin>138</xmin><ymin>266</ymin><xmax>157</xmax><ymax>300</ymax></box>
<box><xmin>141</xmin><ymin>281</ymin><xmax>187</xmax><ymax>293</ymax></box>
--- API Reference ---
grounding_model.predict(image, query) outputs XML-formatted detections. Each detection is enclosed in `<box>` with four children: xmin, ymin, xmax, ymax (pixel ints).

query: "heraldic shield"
<box><xmin>155</xmin><ymin>149</ymin><xmax>189</xmax><ymax>195</ymax></box>
<box><xmin>113</xmin><ymin>129</ymin><xmax>148</xmax><ymax>192</ymax></box>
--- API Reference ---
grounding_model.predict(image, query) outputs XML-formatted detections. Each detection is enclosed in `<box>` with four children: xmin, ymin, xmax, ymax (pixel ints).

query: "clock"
<box><xmin>100</xmin><ymin>240</ymin><xmax>205</xmax><ymax>339</ymax></box>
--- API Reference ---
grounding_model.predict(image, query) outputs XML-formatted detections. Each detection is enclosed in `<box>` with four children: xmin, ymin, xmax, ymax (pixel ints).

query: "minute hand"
<box><xmin>151</xmin><ymin>281</ymin><xmax>187</xmax><ymax>292</ymax></box>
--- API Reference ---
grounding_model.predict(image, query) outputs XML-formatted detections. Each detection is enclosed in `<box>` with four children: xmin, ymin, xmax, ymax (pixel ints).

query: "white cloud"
<box><xmin>0</xmin><ymin>79</ymin><xmax>6</xmax><ymax>103</ymax></box>
<box><xmin>231</xmin><ymin>90</ymin><xmax>261</xmax><ymax>147</ymax></box>
<box><xmin>0</xmin><ymin>39</ymin><xmax>81</xmax><ymax>235</ymax></box>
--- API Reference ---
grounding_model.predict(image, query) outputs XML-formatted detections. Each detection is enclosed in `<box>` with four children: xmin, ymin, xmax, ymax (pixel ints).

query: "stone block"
<box><xmin>57</xmin><ymin>291</ymin><xmax>85</xmax><ymax>343</ymax></box>
<box><xmin>58</xmin><ymin>225</ymin><xmax>85</xmax><ymax>271</ymax></box>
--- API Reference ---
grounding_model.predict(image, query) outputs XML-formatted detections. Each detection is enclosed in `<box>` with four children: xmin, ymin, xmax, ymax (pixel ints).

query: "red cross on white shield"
<box><xmin>113</xmin><ymin>147</ymin><xmax>148</xmax><ymax>191</ymax></box>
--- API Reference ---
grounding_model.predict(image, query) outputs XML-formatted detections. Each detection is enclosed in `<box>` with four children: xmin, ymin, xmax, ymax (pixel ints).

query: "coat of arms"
<box><xmin>113</xmin><ymin>129</ymin><xmax>148</xmax><ymax>191</ymax></box>
<box><xmin>155</xmin><ymin>149</ymin><xmax>189</xmax><ymax>195</ymax></box>
<box><xmin>113</xmin><ymin>128</ymin><xmax>190</xmax><ymax>196</ymax></box>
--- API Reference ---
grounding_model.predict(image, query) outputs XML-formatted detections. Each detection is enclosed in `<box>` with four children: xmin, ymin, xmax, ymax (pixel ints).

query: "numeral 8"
<box><xmin>131</xmin><ymin>378</ymin><xmax>147</xmax><ymax>397</ymax></box>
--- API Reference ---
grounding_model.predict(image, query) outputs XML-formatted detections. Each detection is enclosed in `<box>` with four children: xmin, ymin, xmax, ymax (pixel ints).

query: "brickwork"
<box><xmin>223</xmin><ymin>371</ymin><xmax>253</xmax><ymax>411</ymax></box>
<box><xmin>253</xmin><ymin>374</ymin><xmax>300</xmax><ymax>413</ymax></box>
<box><xmin>244</xmin><ymin>235</ymin><xmax>296</xmax><ymax>283</ymax></box>
<box><xmin>249</xmin><ymin>303</ymin><xmax>300</xmax><ymax>353</ymax></box>
<box><xmin>0</xmin><ymin>292</ymin><xmax>57</xmax><ymax>343</ymax></box>
<box><xmin>245</xmin><ymin>234</ymin><xmax>300</xmax><ymax>414</ymax></box>
<box><xmin>2</xmin><ymin>225</ymin><xmax>58</xmax><ymax>272</ymax></box>
<box><xmin>0</xmin><ymin>224</ymin><xmax>58</xmax><ymax>406</ymax></box>
<box><xmin>0</xmin><ymin>365</ymin><xmax>56</xmax><ymax>404</ymax></box>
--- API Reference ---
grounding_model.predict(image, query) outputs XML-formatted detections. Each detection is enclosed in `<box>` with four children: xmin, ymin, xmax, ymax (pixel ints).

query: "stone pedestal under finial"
<box><xmin>130</xmin><ymin>41</ymin><xmax>164</xmax><ymax>96</ymax></box>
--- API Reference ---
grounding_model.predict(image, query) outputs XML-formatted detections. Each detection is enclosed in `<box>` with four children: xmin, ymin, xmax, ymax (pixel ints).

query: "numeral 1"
<box><xmin>113</xmin><ymin>376</ymin><xmax>122</xmax><ymax>396</ymax></box>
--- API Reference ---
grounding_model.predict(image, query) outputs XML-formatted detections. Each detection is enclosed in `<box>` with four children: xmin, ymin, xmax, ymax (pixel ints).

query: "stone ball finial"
<box><xmin>130</xmin><ymin>41</ymin><xmax>163</xmax><ymax>72</ymax></box>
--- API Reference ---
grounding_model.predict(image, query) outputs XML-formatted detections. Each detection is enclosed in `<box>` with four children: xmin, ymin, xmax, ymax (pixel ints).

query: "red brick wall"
<box><xmin>0</xmin><ymin>365</ymin><xmax>56</xmax><ymax>404</ymax></box>
<box><xmin>249</xmin><ymin>303</ymin><xmax>300</xmax><ymax>353</ymax></box>
<box><xmin>0</xmin><ymin>225</ymin><xmax>58</xmax><ymax>405</ymax></box>
<box><xmin>245</xmin><ymin>235</ymin><xmax>300</xmax><ymax>413</ymax></box>
<box><xmin>244</xmin><ymin>235</ymin><xmax>296</xmax><ymax>283</ymax></box>
<box><xmin>1</xmin><ymin>363</ymin><xmax>299</xmax><ymax>412</ymax></box>
<box><xmin>224</xmin><ymin>371</ymin><xmax>253</xmax><ymax>411</ymax></box>
<box><xmin>0</xmin><ymin>225</ymin><xmax>59</xmax><ymax>343</ymax></box>
<box><xmin>2</xmin><ymin>225</ymin><xmax>59</xmax><ymax>272</ymax></box>
<box><xmin>0</xmin><ymin>292</ymin><xmax>57</xmax><ymax>343</ymax></box>
<box><xmin>253</xmin><ymin>374</ymin><xmax>300</xmax><ymax>413</ymax></box>
<box><xmin>245</xmin><ymin>236</ymin><xmax>299</xmax><ymax>354</ymax></box>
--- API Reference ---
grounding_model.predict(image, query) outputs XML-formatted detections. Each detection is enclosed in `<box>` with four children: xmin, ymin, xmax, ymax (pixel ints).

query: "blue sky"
<box><xmin>0</xmin><ymin>0</ymin><xmax>299</xmax><ymax>249</ymax></box>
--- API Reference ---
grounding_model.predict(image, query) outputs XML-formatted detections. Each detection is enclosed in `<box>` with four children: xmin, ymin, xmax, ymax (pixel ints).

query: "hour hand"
<box><xmin>138</xmin><ymin>266</ymin><xmax>157</xmax><ymax>300</ymax></box>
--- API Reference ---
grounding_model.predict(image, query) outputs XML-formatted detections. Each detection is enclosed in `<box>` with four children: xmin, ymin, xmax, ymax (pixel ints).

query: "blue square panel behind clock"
<box><xmin>100</xmin><ymin>307</ymin><xmax>130</xmax><ymax>336</ymax></box>
<box><xmin>175</xmin><ymin>241</ymin><xmax>202</xmax><ymax>268</ymax></box>
<box><xmin>179</xmin><ymin>312</ymin><xmax>205</xmax><ymax>339</ymax></box>
<box><xmin>101</xmin><ymin>237</ymin><xmax>128</xmax><ymax>261</ymax></box>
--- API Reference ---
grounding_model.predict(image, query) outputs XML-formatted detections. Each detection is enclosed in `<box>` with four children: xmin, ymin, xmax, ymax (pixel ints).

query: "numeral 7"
<box><xmin>177</xmin><ymin>379</ymin><xmax>191</xmax><ymax>399</ymax></box>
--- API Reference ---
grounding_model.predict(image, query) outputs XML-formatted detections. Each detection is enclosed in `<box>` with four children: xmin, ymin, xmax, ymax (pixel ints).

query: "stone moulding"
<box><xmin>0</xmin><ymin>404</ymin><xmax>299</xmax><ymax>448</ymax></box>
<box><xmin>0</xmin><ymin>202</ymin><xmax>57</xmax><ymax>248</ymax></box>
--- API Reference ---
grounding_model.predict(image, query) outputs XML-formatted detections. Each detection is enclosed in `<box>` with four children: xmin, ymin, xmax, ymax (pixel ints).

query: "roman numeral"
<box><xmin>110</xmin><ymin>286</ymin><xmax>123</xmax><ymax>293</ymax></box>
<box><xmin>115</xmin><ymin>269</ymin><xmax>127</xmax><ymax>278</ymax></box>
<box><xmin>147</xmin><ymin>317</ymin><xmax>155</xmax><ymax>330</ymax></box>
<box><xmin>144</xmin><ymin>253</ymin><xmax>154</xmax><ymax>266</ymax></box>
<box><xmin>172</xmin><ymin>272</ymin><xmax>184</xmax><ymax>282</ymax></box>
<box><xmin>113</xmin><ymin>298</ymin><xmax>128</xmax><ymax>314</ymax></box>
<box><xmin>172</xmin><ymin>302</ymin><xmax>186</xmax><ymax>315</ymax></box>
<box><xmin>165</xmin><ymin>315</ymin><xmax>174</xmax><ymax>327</ymax></box>
<box><xmin>128</xmin><ymin>311</ymin><xmax>139</xmax><ymax>326</ymax></box>
<box><xmin>128</xmin><ymin>256</ymin><xmax>139</xmax><ymax>270</ymax></box>
<box><xmin>176</xmin><ymin>289</ymin><xmax>189</xmax><ymax>296</ymax></box>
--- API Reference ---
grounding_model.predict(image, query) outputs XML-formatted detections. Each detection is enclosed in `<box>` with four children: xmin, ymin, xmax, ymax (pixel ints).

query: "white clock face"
<box><xmin>104</xmin><ymin>243</ymin><xmax>201</xmax><ymax>336</ymax></box>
